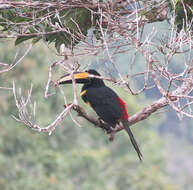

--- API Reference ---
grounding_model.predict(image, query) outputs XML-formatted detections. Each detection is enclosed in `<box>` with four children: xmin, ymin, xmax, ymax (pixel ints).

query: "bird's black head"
<box><xmin>86</xmin><ymin>69</ymin><xmax>100</xmax><ymax>76</ymax></box>
<box><xmin>85</xmin><ymin>69</ymin><xmax>105</xmax><ymax>87</ymax></box>
<box><xmin>56</xmin><ymin>69</ymin><xmax>105</xmax><ymax>87</ymax></box>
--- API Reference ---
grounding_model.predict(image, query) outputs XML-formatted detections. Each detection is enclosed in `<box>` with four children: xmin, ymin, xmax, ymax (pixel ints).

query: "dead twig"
<box><xmin>12</xmin><ymin>81</ymin><xmax>73</xmax><ymax>135</ymax></box>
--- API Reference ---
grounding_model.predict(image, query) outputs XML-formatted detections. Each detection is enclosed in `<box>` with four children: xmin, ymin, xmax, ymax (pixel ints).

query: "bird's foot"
<box><xmin>98</xmin><ymin>118</ymin><xmax>113</xmax><ymax>133</ymax></box>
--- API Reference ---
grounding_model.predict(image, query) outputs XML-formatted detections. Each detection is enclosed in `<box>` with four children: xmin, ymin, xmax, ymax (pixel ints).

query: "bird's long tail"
<box><xmin>121</xmin><ymin>120</ymin><xmax>142</xmax><ymax>161</ymax></box>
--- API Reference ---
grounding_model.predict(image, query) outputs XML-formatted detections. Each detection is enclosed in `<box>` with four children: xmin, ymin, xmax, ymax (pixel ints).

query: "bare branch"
<box><xmin>71</xmin><ymin>76</ymin><xmax>193</xmax><ymax>133</ymax></box>
<box><xmin>44</xmin><ymin>62</ymin><xmax>57</xmax><ymax>98</ymax></box>
<box><xmin>12</xmin><ymin>81</ymin><xmax>73</xmax><ymax>135</ymax></box>
<box><xmin>0</xmin><ymin>44</ymin><xmax>32</xmax><ymax>74</ymax></box>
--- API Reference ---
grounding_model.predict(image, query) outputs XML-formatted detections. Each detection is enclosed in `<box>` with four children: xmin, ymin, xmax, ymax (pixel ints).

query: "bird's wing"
<box><xmin>85</xmin><ymin>86</ymin><xmax>122</xmax><ymax>126</ymax></box>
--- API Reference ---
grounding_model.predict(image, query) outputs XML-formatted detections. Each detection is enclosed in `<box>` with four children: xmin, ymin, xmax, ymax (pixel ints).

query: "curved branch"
<box><xmin>71</xmin><ymin>77</ymin><xmax>193</xmax><ymax>133</ymax></box>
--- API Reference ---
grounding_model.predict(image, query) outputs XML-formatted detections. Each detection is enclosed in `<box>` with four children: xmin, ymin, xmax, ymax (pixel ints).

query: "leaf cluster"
<box><xmin>0</xmin><ymin>7</ymin><xmax>93</xmax><ymax>52</ymax></box>
<box><xmin>169</xmin><ymin>0</ymin><xmax>193</xmax><ymax>30</ymax></box>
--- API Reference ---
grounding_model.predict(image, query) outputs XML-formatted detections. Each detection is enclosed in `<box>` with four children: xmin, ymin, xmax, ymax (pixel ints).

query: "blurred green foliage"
<box><xmin>0</xmin><ymin>7</ymin><xmax>92</xmax><ymax>52</ymax></box>
<box><xmin>0</xmin><ymin>40</ymin><xmax>180</xmax><ymax>190</ymax></box>
<box><xmin>169</xmin><ymin>0</ymin><xmax>193</xmax><ymax>30</ymax></box>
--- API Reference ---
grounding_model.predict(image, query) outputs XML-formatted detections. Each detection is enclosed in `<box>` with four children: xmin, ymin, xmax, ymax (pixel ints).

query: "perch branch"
<box><xmin>71</xmin><ymin>77</ymin><xmax>193</xmax><ymax>133</ymax></box>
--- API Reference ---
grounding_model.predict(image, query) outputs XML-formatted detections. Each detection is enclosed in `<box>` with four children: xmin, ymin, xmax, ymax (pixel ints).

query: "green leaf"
<box><xmin>32</xmin><ymin>37</ymin><xmax>41</xmax><ymax>44</ymax></box>
<box><xmin>55</xmin><ymin>39</ymin><xmax>63</xmax><ymax>53</ymax></box>
<box><xmin>15</xmin><ymin>35</ymin><xmax>35</xmax><ymax>46</ymax></box>
<box><xmin>45</xmin><ymin>34</ymin><xmax>57</xmax><ymax>43</ymax></box>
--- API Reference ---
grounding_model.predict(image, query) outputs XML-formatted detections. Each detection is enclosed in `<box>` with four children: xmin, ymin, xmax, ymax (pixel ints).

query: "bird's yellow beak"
<box><xmin>56</xmin><ymin>72</ymin><xmax>90</xmax><ymax>86</ymax></box>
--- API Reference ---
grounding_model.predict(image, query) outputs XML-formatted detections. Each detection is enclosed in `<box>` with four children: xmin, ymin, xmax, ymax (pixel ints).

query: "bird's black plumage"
<box><xmin>81</xmin><ymin>71</ymin><xmax>122</xmax><ymax>126</ymax></box>
<box><xmin>58</xmin><ymin>69</ymin><xmax>142</xmax><ymax>160</ymax></box>
<box><xmin>81</xmin><ymin>70</ymin><xmax>142</xmax><ymax>160</ymax></box>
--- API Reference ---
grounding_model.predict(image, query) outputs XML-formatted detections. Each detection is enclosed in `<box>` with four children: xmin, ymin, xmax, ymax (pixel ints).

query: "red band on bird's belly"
<box><xmin>117</xmin><ymin>97</ymin><xmax>129</xmax><ymax>120</ymax></box>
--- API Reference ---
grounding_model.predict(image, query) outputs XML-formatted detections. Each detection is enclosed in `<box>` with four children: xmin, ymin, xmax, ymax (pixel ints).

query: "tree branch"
<box><xmin>71</xmin><ymin>77</ymin><xmax>193</xmax><ymax>133</ymax></box>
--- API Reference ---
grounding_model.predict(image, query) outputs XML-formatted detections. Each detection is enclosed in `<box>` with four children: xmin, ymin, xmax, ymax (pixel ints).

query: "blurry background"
<box><xmin>0</xmin><ymin>25</ymin><xmax>193</xmax><ymax>190</ymax></box>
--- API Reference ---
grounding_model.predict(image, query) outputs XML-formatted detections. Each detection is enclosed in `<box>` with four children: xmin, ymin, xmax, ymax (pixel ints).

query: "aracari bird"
<box><xmin>57</xmin><ymin>69</ymin><xmax>142</xmax><ymax>160</ymax></box>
